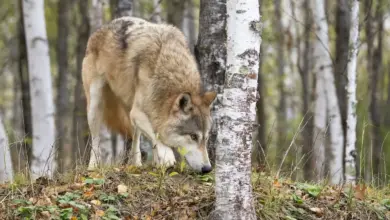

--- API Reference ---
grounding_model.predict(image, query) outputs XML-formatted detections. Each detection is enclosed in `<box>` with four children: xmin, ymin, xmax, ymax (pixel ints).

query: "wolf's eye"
<box><xmin>190</xmin><ymin>134</ymin><xmax>198</xmax><ymax>142</ymax></box>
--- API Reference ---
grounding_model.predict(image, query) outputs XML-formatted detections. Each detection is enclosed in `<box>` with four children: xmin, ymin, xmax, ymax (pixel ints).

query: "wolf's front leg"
<box><xmin>129</xmin><ymin>107</ymin><xmax>176</xmax><ymax>167</ymax></box>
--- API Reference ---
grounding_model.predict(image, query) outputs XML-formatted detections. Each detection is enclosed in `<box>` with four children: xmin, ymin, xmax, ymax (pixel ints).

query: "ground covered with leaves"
<box><xmin>0</xmin><ymin>165</ymin><xmax>389</xmax><ymax>220</ymax></box>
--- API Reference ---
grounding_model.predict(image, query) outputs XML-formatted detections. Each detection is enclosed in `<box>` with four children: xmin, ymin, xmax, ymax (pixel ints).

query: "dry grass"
<box><xmin>0</xmin><ymin>165</ymin><xmax>389</xmax><ymax>220</ymax></box>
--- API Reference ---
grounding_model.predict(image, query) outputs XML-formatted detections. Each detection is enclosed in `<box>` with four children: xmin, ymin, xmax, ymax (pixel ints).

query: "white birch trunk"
<box><xmin>212</xmin><ymin>0</ymin><xmax>260</xmax><ymax>219</ymax></box>
<box><xmin>345</xmin><ymin>0</ymin><xmax>360</xmax><ymax>183</ymax></box>
<box><xmin>151</xmin><ymin>0</ymin><xmax>162</xmax><ymax>23</ymax></box>
<box><xmin>22</xmin><ymin>0</ymin><xmax>56</xmax><ymax>180</ymax></box>
<box><xmin>312</xmin><ymin>0</ymin><xmax>344</xmax><ymax>184</ymax></box>
<box><xmin>0</xmin><ymin>115</ymin><xmax>13</xmax><ymax>183</ymax></box>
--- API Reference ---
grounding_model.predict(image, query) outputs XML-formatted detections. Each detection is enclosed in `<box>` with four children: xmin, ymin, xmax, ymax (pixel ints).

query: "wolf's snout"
<box><xmin>201</xmin><ymin>165</ymin><xmax>212</xmax><ymax>174</ymax></box>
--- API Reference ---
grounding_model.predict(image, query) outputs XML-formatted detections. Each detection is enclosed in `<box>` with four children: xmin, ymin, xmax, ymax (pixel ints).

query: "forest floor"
<box><xmin>0</xmin><ymin>164</ymin><xmax>390</xmax><ymax>220</ymax></box>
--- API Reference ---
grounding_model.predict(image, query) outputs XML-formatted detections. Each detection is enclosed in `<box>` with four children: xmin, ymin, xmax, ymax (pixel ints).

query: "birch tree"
<box><xmin>150</xmin><ymin>0</ymin><xmax>162</xmax><ymax>24</ymax></box>
<box><xmin>0</xmin><ymin>115</ymin><xmax>13</xmax><ymax>183</ymax></box>
<box><xmin>344</xmin><ymin>0</ymin><xmax>360</xmax><ymax>183</ymax></box>
<box><xmin>111</xmin><ymin>0</ymin><xmax>133</xmax><ymax>18</ymax></box>
<box><xmin>22</xmin><ymin>0</ymin><xmax>56</xmax><ymax>180</ymax></box>
<box><xmin>311</xmin><ymin>0</ymin><xmax>344</xmax><ymax>184</ymax></box>
<box><xmin>195</xmin><ymin>0</ymin><xmax>227</xmax><ymax>164</ymax></box>
<box><xmin>211</xmin><ymin>0</ymin><xmax>261</xmax><ymax>218</ymax></box>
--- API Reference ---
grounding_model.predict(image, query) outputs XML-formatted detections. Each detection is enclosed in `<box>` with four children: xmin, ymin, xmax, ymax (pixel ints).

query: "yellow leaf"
<box><xmin>91</xmin><ymin>200</ymin><xmax>101</xmax><ymax>206</ymax></box>
<box><xmin>71</xmin><ymin>217</ymin><xmax>78</xmax><ymax>220</ymax></box>
<box><xmin>96</xmin><ymin>210</ymin><xmax>105</xmax><ymax>217</ymax></box>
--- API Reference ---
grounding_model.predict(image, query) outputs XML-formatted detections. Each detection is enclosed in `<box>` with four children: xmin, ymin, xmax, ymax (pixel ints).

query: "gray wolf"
<box><xmin>81</xmin><ymin>17</ymin><xmax>216</xmax><ymax>173</ymax></box>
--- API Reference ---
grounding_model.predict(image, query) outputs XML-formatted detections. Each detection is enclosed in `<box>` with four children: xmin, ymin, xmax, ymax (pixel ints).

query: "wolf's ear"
<box><xmin>202</xmin><ymin>91</ymin><xmax>217</xmax><ymax>107</ymax></box>
<box><xmin>173</xmin><ymin>92</ymin><xmax>193</xmax><ymax>114</ymax></box>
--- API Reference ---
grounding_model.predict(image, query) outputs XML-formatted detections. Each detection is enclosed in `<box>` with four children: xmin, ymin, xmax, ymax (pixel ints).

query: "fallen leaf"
<box><xmin>91</xmin><ymin>200</ymin><xmax>101</xmax><ymax>206</ymax></box>
<box><xmin>354</xmin><ymin>184</ymin><xmax>366</xmax><ymax>200</ymax></box>
<box><xmin>83</xmin><ymin>191</ymin><xmax>94</xmax><ymax>199</ymax></box>
<box><xmin>273</xmin><ymin>179</ymin><xmax>282</xmax><ymax>188</ymax></box>
<box><xmin>309</xmin><ymin>207</ymin><xmax>324</xmax><ymax>217</ymax></box>
<box><xmin>71</xmin><ymin>217</ymin><xmax>78</xmax><ymax>220</ymax></box>
<box><xmin>40</xmin><ymin>211</ymin><xmax>51</xmax><ymax>218</ymax></box>
<box><xmin>118</xmin><ymin>184</ymin><xmax>128</xmax><ymax>194</ymax></box>
<box><xmin>96</xmin><ymin>209</ymin><xmax>105</xmax><ymax>217</ymax></box>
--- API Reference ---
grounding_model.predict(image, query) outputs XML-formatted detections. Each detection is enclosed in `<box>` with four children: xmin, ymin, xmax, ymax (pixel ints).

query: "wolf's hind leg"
<box><xmin>87</xmin><ymin>78</ymin><xmax>105</xmax><ymax>171</ymax></box>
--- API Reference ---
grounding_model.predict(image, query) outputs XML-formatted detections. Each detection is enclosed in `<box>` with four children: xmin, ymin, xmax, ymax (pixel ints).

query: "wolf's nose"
<box><xmin>201</xmin><ymin>165</ymin><xmax>212</xmax><ymax>174</ymax></box>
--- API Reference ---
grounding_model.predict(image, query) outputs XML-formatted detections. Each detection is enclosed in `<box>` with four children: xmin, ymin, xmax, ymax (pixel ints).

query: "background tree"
<box><xmin>212</xmin><ymin>0</ymin><xmax>261</xmax><ymax>218</ymax></box>
<box><xmin>22</xmin><ymin>0</ymin><xmax>56</xmax><ymax>180</ymax></box>
<box><xmin>0</xmin><ymin>115</ymin><xmax>13</xmax><ymax>183</ymax></box>
<box><xmin>344</xmin><ymin>0</ymin><xmax>360</xmax><ymax>183</ymax></box>
<box><xmin>72</xmin><ymin>0</ymin><xmax>91</xmax><ymax>168</ymax></box>
<box><xmin>311</xmin><ymin>0</ymin><xmax>344</xmax><ymax>184</ymax></box>
<box><xmin>195</xmin><ymin>0</ymin><xmax>227</xmax><ymax>164</ymax></box>
<box><xmin>55</xmin><ymin>0</ymin><xmax>71</xmax><ymax>173</ymax></box>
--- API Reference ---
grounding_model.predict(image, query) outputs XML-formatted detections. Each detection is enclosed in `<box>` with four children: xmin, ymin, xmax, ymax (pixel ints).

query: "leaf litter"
<box><xmin>0</xmin><ymin>166</ymin><xmax>389</xmax><ymax>219</ymax></box>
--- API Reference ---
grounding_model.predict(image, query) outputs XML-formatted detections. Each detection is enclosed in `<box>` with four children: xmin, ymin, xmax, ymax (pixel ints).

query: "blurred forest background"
<box><xmin>0</xmin><ymin>0</ymin><xmax>390</xmax><ymax>187</ymax></box>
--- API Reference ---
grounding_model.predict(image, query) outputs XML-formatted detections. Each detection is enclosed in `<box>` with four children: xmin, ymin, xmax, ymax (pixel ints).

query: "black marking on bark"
<box><xmin>32</xmin><ymin>37</ymin><xmax>47</xmax><ymax>48</ymax></box>
<box><xmin>236</xmin><ymin>10</ymin><xmax>246</xmax><ymax>14</ymax></box>
<box><xmin>249</xmin><ymin>20</ymin><xmax>262</xmax><ymax>34</ymax></box>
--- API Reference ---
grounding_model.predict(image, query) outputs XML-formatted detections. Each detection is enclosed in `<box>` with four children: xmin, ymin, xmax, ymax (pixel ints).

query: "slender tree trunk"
<box><xmin>334</xmin><ymin>0</ymin><xmax>350</xmax><ymax>133</ymax></box>
<box><xmin>299</xmin><ymin>0</ymin><xmax>315</xmax><ymax>181</ymax></box>
<box><xmin>166</xmin><ymin>0</ymin><xmax>185</xmax><ymax>28</ymax></box>
<box><xmin>17</xmin><ymin>0</ymin><xmax>32</xmax><ymax>172</ymax></box>
<box><xmin>55</xmin><ymin>0</ymin><xmax>70</xmax><ymax>173</ymax></box>
<box><xmin>212</xmin><ymin>0</ymin><xmax>260</xmax><ymax>219</ymax></box>
<box><xmin>275</xmin><ymin>0</ymin><xmax>287</xmax><ymax>164</ymax></box>
<box><xmin>312</xmin><ymin>0</ymin><xmax>344</xmax><ymax>184</ymax></box>
<box><xmin>371</xmin><ymin>1</ymin><xmax>384</xmax><ymax>184</ymax></box>
<box><xmin>344</xmin><ymin>0</ymin><xmax>359</xmax><ymax>184</ymax></box>
<box><xmin>72</xmin><ymin>0</ymin><xmax>91</xmax><ymax>168</ymax></box>
<box><xmin>253</xmin><ymin>0</ymin><xmax>266</xmax><ymax>168</ymax></box>
<box><xmin>111</xmin><ymin>0</ymin><xmax>133</xmax><ymax>18</ymax></box>
<box><xmin>182</xmin><ymin>0</ymin><xmax>197</xmax><ymax>53</ymax></box>
<box><xmin>363</xmin><ymin>0</ymin><xmax>373</xmax><ymax>182</ymax></box>
<box><xmin>150</xmin><ymin>0</ymin><xmax>162</xmax><ymax>23</ymax></box>
<box><xmin>334</xmin><ymin>0</ymin><xmax>350</xmax><ymax>181</ymax></box>
<box><xmin>195</xmin><ymin>0</ymin><xmax>227</xmax><ymax>165</ymax></box>
<box><xmin>22</xmin><ymin>0</ymin><xmax>56</xmax><ymax>180</ymax></box>
<box><xmin>0</xmin><ymin>115</ymin><xmax>13</xmax><ymax>183</ymax></box>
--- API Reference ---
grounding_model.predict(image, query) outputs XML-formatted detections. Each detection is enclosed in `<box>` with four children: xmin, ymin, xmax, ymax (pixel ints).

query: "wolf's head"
<box><xmin>158</xmin><ymin>91</ymin><xmax>217</xmax><ymax>174</ymax></box>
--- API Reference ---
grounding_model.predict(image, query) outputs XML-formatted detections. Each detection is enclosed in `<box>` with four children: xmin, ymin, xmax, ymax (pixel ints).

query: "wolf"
<box><xmin>82</xmin><ymin>17</ymin><xmax>217</xmax><ymax>174</ymax></box>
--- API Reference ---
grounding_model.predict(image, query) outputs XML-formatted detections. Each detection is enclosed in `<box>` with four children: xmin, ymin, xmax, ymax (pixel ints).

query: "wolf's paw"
<box><xmin>87</xmin><ymin>152</ymin><xmax>99</xmax><ymax>171</ymax></box>
<box><xmin>153</xmin><ymin>143</ymin><xmax>176</xmax><ymax>167</ymax></box>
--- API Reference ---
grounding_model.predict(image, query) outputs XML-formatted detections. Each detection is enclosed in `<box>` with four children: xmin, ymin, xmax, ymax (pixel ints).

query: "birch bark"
<box><xmin>211</xmin><ymin>0</ymin><xmax>261</xmax><ymax>219</ymax></box>
<box><xmin>22</xmin><ymin>0</ymin><xmax>56</xmax><ymax>180</ymax></box>
<box><xmin>312</xmin><ymin>0</ymin><xmax>344</xmax><ymax>184</ymax></box>
<box><xmin>0</xmin><ymin>115</ymin><xmax>13</xmax><ymax>183</ymax></box>
<box><xmin>344</xmin><ymin>0</ymin><xmax>360</xmax><ymax>183</ymax></box>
